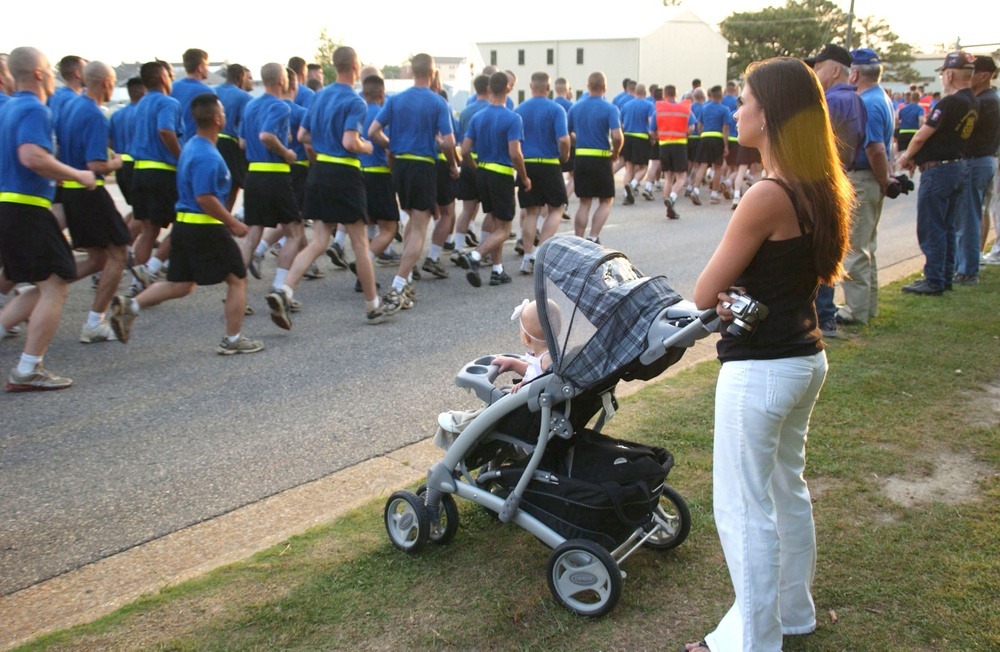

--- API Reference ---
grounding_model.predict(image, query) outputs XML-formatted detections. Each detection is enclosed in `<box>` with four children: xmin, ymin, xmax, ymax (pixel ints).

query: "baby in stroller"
<box><xmin>385</xmin><ymin>237</ymin><xmax>761</xmax><ymax>617</ymax></box>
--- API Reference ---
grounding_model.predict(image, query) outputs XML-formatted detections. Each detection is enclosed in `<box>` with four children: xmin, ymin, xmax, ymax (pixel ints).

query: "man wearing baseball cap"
<box><xmin>897</xmin><ymin>51</ymin><xmax>978</xmax><ymax>295</ymax></box>
<box><xmin>837</xmin><ymin>47</ymin><xmax>895</xmax><ymax>324</ymax></box>
<box><xmin>961</xmin><ymin>56</ymin><xmax>999</xmax><ymax>273</ymax></box>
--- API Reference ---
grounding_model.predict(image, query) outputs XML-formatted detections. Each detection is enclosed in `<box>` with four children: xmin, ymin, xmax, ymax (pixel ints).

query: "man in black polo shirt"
<box><xmin>897</xmin><ymin>51</ymin><xmax>978</xmax><ymax>295</ymax></box>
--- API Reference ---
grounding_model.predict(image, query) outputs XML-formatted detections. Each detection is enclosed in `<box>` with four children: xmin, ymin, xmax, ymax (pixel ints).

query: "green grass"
<box><xmin>19</xmin><ymin>268</ymin><xmax>1000</xmax><ymax>651</ymax></box>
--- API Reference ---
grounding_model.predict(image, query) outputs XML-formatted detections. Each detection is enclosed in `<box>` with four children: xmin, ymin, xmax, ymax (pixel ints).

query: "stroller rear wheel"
<box><xmin>416</xmin><ymin>484</ymin><xmax>460</xmax><ymax>545</ymax></box>
<box><xmin>644</xmin><ymin>484</ymin><xmax>691</xmax><ymax>551</ymax></box>
<box><xmin>546</xmin><ymin>539</ymin><xmax>623</xmax><ymax>617</ymax></box>
<box><xmin>384</xmin><ymin>490</ymin><xmax>430</xmax><ymax>553</ymax></box>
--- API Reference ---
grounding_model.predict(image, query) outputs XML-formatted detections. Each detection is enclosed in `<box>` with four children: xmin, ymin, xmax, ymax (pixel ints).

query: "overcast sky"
<box><xmin>2</xmin><ymin>0</ymin><xmax>995</xmax><ymax>75</ymax></box>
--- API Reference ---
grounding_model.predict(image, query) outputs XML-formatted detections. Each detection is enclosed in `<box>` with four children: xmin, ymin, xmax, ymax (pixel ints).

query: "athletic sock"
<box><xmin>227</xmin><ymin>333</ymin><xmax>241</xmax><ymax>344</ymax></box>
<box><xmin>669</xmin><ymin>192</ymin><xmax>677</xmax><ymax>203</ymax></box>
<box><xmin>17</xmin><ymin>353</ymin><xmax>41</xmax><ymax>376</ymax></box>
<box><xmin>273</xmin><ymin>268</ymin><xmax>288</xmax><ymax>290</ymax></box>
<box><xmin>146</xmin><ymin>257</ymin><xmax>163</xmax><ymax>275</ymax></box>
<box><xmin>276</xmin><ymin>236</ymin><xmax>287</xmax><ymax>248</ymax></box>
<box><xmin>445</xmin><ymin>233</ymin><xmax>456</xmax><ymax>245</ymax></box>
<box><xmin>86</xmin><ymin>311</ymin><xmax>103</xmax><ymax>328</ymax></box>
<box><xmin>428</xmin><ymin>244</ymin><xmax>442</xmax><ymax>261</ymax></box>
<box><xmin>280</xmin><ymin>284</ymin><xmax>294</xmax><ymax>301</ymax></box>
<box><xmin>334</xmin><ymin>230</ymin><xmax>346</xmax><ymax>247</ymax></box>
<box><xmin>366</xmin><ymin>296</ymin><xmax>381</xmax><ymax>311</ymax></box>
<box><xmin>470</xmin><ymin>250</ymin><xmax>482</xmax><ymax>263</ymax></box>
<box><xmin>492</xmin><ymin>264</ymin><xmax>503</xmax><ymax>273</ymax></box>
<box><xmin>406</xmin><ymin>272</ymin><xmax>413</xmax><ymax>283</ymax></box>
<box><xmin>130</xmin><ymin>299</ymin><xmax>140</xmax><ymax>314</ymax></box>
<box><xmin>392</xmin><ymin>275</ymin><xmax>406</xmax><ymax>293</ymax></box>
<box><xmin>254</xmin><ymin>241</ymin><xmax>269</xmax><ymax>257</ymax></box>
<box><xmin>645</xmin><ymin>182</ymin><xmax>652</xmax><ymax>192</ymax></box>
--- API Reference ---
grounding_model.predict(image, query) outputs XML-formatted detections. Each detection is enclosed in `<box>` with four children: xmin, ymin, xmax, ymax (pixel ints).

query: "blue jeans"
<box><xmin>916</xmin><ymin>161</ymin><xmax>969</xmax><ymax>288</ymax></box>
<box><xmin>956</xmin><ymin>156</ymin><xmax>997</xmax><ymax>276</ymax></box>
<box><xmin>814</xmin><ymin>284</ymin><xmax>836</xmax><ymax>325</ymax></box>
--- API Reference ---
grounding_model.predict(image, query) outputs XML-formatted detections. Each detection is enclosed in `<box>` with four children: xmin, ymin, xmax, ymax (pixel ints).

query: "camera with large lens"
<box><xmin>884</xmin><ymin>173</ymin><xmax>914</xmax><ymax>199</ymax></box>
<box><xmin>722</xmin><ymin>290</ymin><xmax>769</xmax><ymax>340</ymax></box>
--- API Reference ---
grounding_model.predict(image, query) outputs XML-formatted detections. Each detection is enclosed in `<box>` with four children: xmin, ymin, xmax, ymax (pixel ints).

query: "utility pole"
<box><xmin>846</xmin><ymin>0</ymin><xmax>855</xmax><ymax>48</ymax></box>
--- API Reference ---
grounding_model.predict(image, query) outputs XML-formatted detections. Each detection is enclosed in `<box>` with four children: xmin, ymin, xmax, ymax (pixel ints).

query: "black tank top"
<box><xmin>717</xmin><ymin>178</ymin><xmax>824</xmax><ymax>363</ymax></box>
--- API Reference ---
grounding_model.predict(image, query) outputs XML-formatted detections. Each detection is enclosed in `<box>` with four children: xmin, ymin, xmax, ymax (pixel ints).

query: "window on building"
<box><xmin>490</xmin><ymin>50</ymin><xmax>497</xmax><ymax>66</ymax></box>
<box><xmin>547</xmin><ymin>49</ymin><xmax>554</xmax><ymax>65</ymax></box>
<box><xmin>576</xmin><ymin>48</ymin><xmax>584</xmax><ymax>65</ymax></box>
<box><xmin>518</xmin><ymin>49</ymin><xmax>524</xmax><ymax>66</ymax></box>
<box><xmin>576</xmin><ymin>90</ymin><xmax>584</xmax><ymax>100</ymax></box>
<box><xmin>518</xmin><ymin>90</ymin><xmax>525</xmax><ymax>104</ymax></box>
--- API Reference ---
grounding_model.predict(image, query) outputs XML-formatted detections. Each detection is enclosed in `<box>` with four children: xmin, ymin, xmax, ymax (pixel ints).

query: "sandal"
<box><xmin>679</xmin><ymin>642</ymin><xmax>710</xmax><ymax>652</ymax></box>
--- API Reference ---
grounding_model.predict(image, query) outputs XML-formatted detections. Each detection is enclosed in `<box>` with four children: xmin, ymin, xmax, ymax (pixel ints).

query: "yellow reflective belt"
<box><xmin>701</xmin><ymin>131</ymin><xmax>724</xmax><ymax>138</ymax></box>
<box><xmin>899</xmin><ymin>129</ymin><xmax>918</xmax><ymax>134</ymax></box>
<box><xmin>176</xmin><ymin>211</ymin><xmax>223</xmax><ymax>225</ymax></box>
<box><xmin>576</xmin><ymin>148</ymin><xmax>611</xmax><ymax>157</ymax></box>
<box><xmin>437</xmin><ymin>152</ymin><xmax>447</xmax><ymax>161</ymax></box>
<box><xmin>524</xmin><ymin>158</ymin><xmax>560</xmax><ymax>165</ymax></box>
<box><xmin>218</xmin><ymin>133</ymin><xmax>237</xmax><ymax>141</ymax></box>
<box><xmin>728</xmin><ymin>136</ymin><xmax>739</xmax><ymax>142</ymax></box>
<box><xmin>315</xmin><ymin>154</ymin><xmax>361</xmax><ymax>168</ymax></box>
<box><xmin>248</xmin><ymin>162</ymin><xmax>291</xmax><ymax>172</ymax></box>
<box><xmin>395</xmin><ymin>153</ymin><xmax>435</xmax><ymax>164</ymax></box>
<box><xmin>120</xmin><ymin>154</ymin><xmax>134</xmax><ymax>162</ymax></box>
<box><xmin>362</xmin><ymin>166</ymin><xmax>392</xmax><ymax>173</ymax></box>
<box><xmin>61</xmin><ymin>179</ymin><xmax>105</xmax><ymax>188</ymax></box>
<box><xmin>0</xmin><ymin>192</ymin><xmax>52</xmax><ymax>209</ymax></box>
<box><xmin>659</xmin><ymin>137</ymin><xmax>687</xmax><ymax>145</ymax></box>
<box><xmin>479</xmin><ymin>162</ymin><xmax>515</xmax><ymax>176</ymax></box>
<box><xmin>135</xmin><ymin>160</ymin><xmax>177</xmax><ymax>171</ymax></box>
<box><xmin>624</xmin><ymin>132</ymin><xmax>650</xmax><ymax>140</ymax></box>
<box><xmin>294</xmin><ymin>160</ymin><xmax>310</xmax><ymax>167</ymax></box>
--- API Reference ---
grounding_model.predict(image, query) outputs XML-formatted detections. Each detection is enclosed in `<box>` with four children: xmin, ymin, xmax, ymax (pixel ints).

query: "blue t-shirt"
<box><xmin>554</xmin><ymin>96</ymin><xmax>573</xmax><ymax>114</ymax></box>
<box><xmin>722</xmin><ymin>94</ymin><xmax>738</xmax><ymax>112</ymax></box>
<box><xmin>699</xmin><ymin>101</ymin><xmax>729</xmax><ymax>135</ymax></box>
<box><xmin>47</xmin><ymin>86</ymin><xmax>80</xmax><ymax>135</ymax></box>
<box><xmin>854</xmin><ymin>85</ymin><xmax>895</xmax><ymax>170</ymax></box>
<box><xmin>285</xmin><ymin>99</ymin><xmax>309</xmax><ymax>162</ymax></box>
<box><xmin>109</xmin><ymin>102</ymin><xmax>138</xmax><ymax>157</ymax></box>
<box><xmin>374</xmin><ymin>86</ymin><xmax>453</xmax><ymax>158</ymax></box>
<box><xmin>0</xmin><ymin>91</ymin><xmax>57</xmax><ymax>200</ymax></box>
<box><xmin>240</xmin><ymin>93</ymin><xmax>291</xmax><ymax>163</ymax></box>
<box><xmin>727</xmin><ymin>109</ymin><xmax>739</xmax><ymax>140</ymax></box>
<box><xmin>295</xmin><ymin>84</ymin><xmax>314</xmax><ymax>108</ymax></box>
<box><xmin>612</xmin><ymin>91</ymin><xmax>633</xmax><ymax>112</ymax></box>
<box><xmin>0</xmin><ymin>93</ymin><xmax>10</xmax><ymax>112</ymax></box>
<box><xmin>466</xmin><ymin>94</ymin><xmax>514</xmax><ymax>110</ymax></box>
<box><xmin>567</xmin><ymin>95</ymin><xmax>620</xmax><ymax>151</ymax></box>
<box><xmin>621</xmin><ymin>97</ymin><xmax>655</xmax><ymax>135</ymax></box>
<box><xmin>175</xmin><ymin>135</ymin><xmax>231</xmax><ymax>214</ymax></box>
<box><xmin>171</xmin><ymin>78</ymin><xmax>215</xmax><ymax>145</ymax></box>
<box><xmin>131</xmin><ymin>90</ymin><xmax>182</xmax><ymax>165</ymax></box>
<box><xmin>360</xmin><ymin>101</ymin><xmax>389</xmax><ymax>168</ymax></box>
<box><xmin>214</xmin><ymin>83</ymin><xmax>252</xmax><ymax>140</ymax></box>
<box><xmin>464</xmin><ymin>105</ymin><xmax>522</xmax><ymax>167</ymax></box>
<box><xmin>458</xmin><ymin>98</ymin><xmax>490</xmax><ymax>146</ymax></box>
<box><xmin>56</xmin><ymin>94</ymin><xmax>110</xmax><ymax>178</ymax></box>
<box><xmin>302</xmin><ymin>82</ymin><xmax>367</xmax><ymax>159</ymax></box>
<box><xmin>825</xmin><ymin>83</ymin><xmax>867</xmax><ymax>170</ymax></box>
<box><xmin>515</xmin><ymin>96</ymin><xmax>568</xmax><ymax>159</ymax></box>
<box><xmin>898</xmin><ymin>103</ymin><xmax>924</xmax><ymax>131</ymax></box>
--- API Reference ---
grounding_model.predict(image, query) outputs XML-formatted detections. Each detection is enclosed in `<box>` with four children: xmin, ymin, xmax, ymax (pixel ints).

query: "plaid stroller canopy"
<box><xmin>533</xmin><ymin>237</ymin><xmax>682</xmax><ymax>391</ymax></box>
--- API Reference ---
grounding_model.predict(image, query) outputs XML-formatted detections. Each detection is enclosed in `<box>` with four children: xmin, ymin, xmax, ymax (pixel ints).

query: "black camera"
<box><xmin>721</xmin><ymin>290</ymin><xmax>769</xmax><ymax>339</ymax></box>
<box><xmin>884</xmin><ymin>173</ymin><xmax>914</xmax><ymax>199</ymax></box>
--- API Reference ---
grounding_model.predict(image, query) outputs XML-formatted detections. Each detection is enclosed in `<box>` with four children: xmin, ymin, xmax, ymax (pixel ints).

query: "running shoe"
<box><xmin>6</xmin><ymin>365</ymin><xmax>73</xmax><ymax>392</ymax></box>
<box><xmin>109</xmin><ymin>295</ymin><xmax>138</xmax><ymax>343</ymax></box>
<box><xmin>641</xmin><ymin>187</ymin><xmax>654</xmax><ymax>200</ymax></box>
<box><xmin>376</xmin><ymin>250</ymin><xmax>401</xmax><ymax>266</ymax></box>
<box><xmin>79</xmin><ymin>321</ymin><xmax>117</xmax><ymax>344</ymax></box>
<box><xmin>489</xmin><ymin>270</ymin><xmax>512</xmax><ymax>286</ymax></box>
<box><xmin>383</xmin><ymin>287</ymin><xmax>413</xmax><ymax>311</ymax></box>
<box><xmin>514</xmin><ymin>238</ymin><xmax>524</xmax><ymax>255</ymax></box>
<box><xmin>665</xmin><ymin>197</ymin><xmax>680</xmax><ymax>220</ymax></box>
<box><xmin>303</xmin><ymin>262</ymin><xmax>325</xmax><ymax>279</ymax></box>
<box><xmin>249</xmin><ymin>252</ymin><xmax>264</xmax><ymax>279</ymax></box>
<box><xmin>519</xmin><ymin>258</ymin><xmax>534</xmax><ymax>275</ymax></box>
<box><xmin>457</xmin><ymin>253</ymin><xmax>481</xmax><ymax>287</ymax></box>
<box><xmin>266</xmin><ymin>289</ymin><xmax>293</xmax><ymax>330</ymax></box>
<box><xmin>690</xmin><ymin>189</ymin><xmax>702</xmax><ymax>206</ymax></box>
<box><xmin>216</xmin><ymin>334</ymin><xmax>265</xmax><ymax>355</ymax></box>
<box><xmin>421</xmin><ymin>257</ymin><xmax>449</xmax><ymax>279</ymax></box>
<box><xmin>465</xmin><ymin>229</ymin><xmax>479</xmax><ymax>247</ymax></box>
<box><xmin>403</xmin><ymin>282</ymin><xmax>418</xmax><ymax>302</ymax></box>
<box><xmin>720</xmin><ymin>179</ymin><xmax>733</xmax><ymax>200</ymax></box>
<box><xmin>326</xmin><ymin>243</ymin><xmax>348</xmax><ymax>269</ymax></box>
<box><xmin>623</xmin><ymin>184</ymin><xmax>635</xmax><ymax>205</ymax></box>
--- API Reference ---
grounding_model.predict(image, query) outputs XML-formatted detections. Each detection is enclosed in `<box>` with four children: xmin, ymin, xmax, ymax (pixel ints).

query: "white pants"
<box><xmin>705</xmin><ymin>351</ymin><xmax>828</xmax><ymax>652</ymax></box>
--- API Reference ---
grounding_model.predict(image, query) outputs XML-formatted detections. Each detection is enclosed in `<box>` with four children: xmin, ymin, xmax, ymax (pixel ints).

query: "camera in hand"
<box><xmin>884</xmin><ymin>173</ymin><xmax>914</xmax><ymax>199</ymax></box>
<box><xmin>721</xmin><ymin>290</ymin><xmax>769</xmax><ymax>340</ymax></box>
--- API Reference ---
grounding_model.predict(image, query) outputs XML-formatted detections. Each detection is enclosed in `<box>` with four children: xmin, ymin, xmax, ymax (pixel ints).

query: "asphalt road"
<box><xmin>0</xmin><ymin>182</ymin><xmax>922</xmax><ymax>596</ymax></box>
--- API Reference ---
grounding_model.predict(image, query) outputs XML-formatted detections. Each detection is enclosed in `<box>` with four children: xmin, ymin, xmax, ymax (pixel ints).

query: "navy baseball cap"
<box><xmin>936</xmin><ymin>51</ymin><xmax>976</xmax><ymax>71</ymax></box>
<box><xmin>804</xmin><ymin>43</ymin><xmax>853</xmax><ymax>69</ymax></box>
<box><xmin>851</xmin><ymin>48</ymin><xmax>880</xmax><ymax>65</ymax></box>
<box><xmin>974</xmin><ymin>56</ymin><xmax>998</xmax><ymax>75</ymax></box>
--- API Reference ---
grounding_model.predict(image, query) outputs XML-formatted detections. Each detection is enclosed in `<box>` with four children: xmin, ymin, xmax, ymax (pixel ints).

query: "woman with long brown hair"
<box><xmin>684</xmin><ymin>57</ymin><xmax>853</xmax><ymax>652</ymax></box>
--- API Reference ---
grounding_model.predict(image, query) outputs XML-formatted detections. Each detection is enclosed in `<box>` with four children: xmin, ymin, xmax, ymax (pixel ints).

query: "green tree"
<box><xmin>851</xmin><ymin>16</ymin><xmax>920</xmax><ymax>83</ymax></box>
<box><xmin>315</xmin><ymin>28</ymin><xmax>342</xmax><ymax>84</ymax></box>
<box><xmin>381</xmin><ymin>65</ymin><xmax>401</xmax><ymax>79</ymax></box>
<box><xmin>720</xmin><ymin>0</ymin><xmax>845</xmax><ymax>80</ymax></box>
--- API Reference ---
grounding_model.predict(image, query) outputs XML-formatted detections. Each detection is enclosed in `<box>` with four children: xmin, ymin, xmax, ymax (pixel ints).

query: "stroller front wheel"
<box><xmin>546</xmin><ymin>539</ymin><xmax>623</xmax><ymax>617</ymax></box>
<box><xmin>416</xmin><ymin>484</ymin><xmax>460</xmax><ymax>545</ymax></box>
<box><xmin>384</xmin><ymin>490</ymin><xmax>430</xmax><ymax>553</ymax></box>
<box><xmin>644</xmin><ymin>484</ymin><xmax>691</xmax><ymax>551</ymax></box>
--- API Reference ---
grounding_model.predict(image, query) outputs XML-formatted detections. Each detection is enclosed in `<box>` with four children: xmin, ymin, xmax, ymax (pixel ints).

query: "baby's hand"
<box><xmin>494</xmin><ymin>356</ymin><xmax>519</xmax><ymax>374</ymax></box>
<box><xmin>510</xmin><ymin>381</ymin><xmax>523</xmax><ymax>393</ymax></box>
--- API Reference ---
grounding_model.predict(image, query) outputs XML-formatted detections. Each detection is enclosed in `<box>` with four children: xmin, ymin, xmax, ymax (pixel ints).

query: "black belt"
<box><xmin>918</xmin><ymin>159</ymin><xmax>962</xmax><ymax>172</ymax></box>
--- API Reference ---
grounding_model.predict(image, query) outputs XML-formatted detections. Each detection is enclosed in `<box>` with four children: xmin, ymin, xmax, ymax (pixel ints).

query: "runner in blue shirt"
<box><xmin>0</xmin><ymin>54</ymin><xmax>13</xmax><ymax>109</ymax></box>
<box><xmin>129</xmin><ymin>60</ymin><xmax>182</xmax><ymax>294</ymax></box>
<box><xmin>689</xmin><ymin>86</ymin><xmax>731</xmax><ymax>205</ymax></box>
<box><xmin>369</xmin><ymin>53</ymin><xmax>457</xmax><ymax>309</ymax></box>
<box><xmin>289</xmin><ymin>57</ymin><xmax>314</xmax><ymax>108</ymax></box>
<box><xmin>47</xmin><ymin>55</ymin><xmax>85</xmax><ymax>136</ymax></box>
<box><xmin>896</xmin><ymin>91</ymin><xmax>925</xmax><ymax>153</ymax></box>
<box><xmin>56</xmin><ymin>62</ymin><xmax>132</xmax><ymax>344</ymax></box>
<box><xmin>566</xmin><ymin>72</ymin><xmax>622</xmax><ymax>243</ymax></box>
<box><xmin>452</xmin><ymin>74</ymin><xmax>491</xmax><ymax>256</ymax></box>
<box><xmin>214</xmin><ymin>64</ymin><xmax>252</xmax><ymax>210</ymax></box>
<box><xmin>619</xmin><ymin>83</ymin><xmax>656</xmax><ymax>204</ymax></box>
<box><xmin>0</xmin><ymin>47</ymin><xmax>95</xmax><ymax>392</ymax></box>
<box><xmin>513</xmin><ymin>72</ymin><xmax>570</xmax><ymax>271</ymax></box>
<box><xmin>457</xmin><ymin>72</ymin><xmax>529</xmax><ymax>288</ymax></box>
<box><xmin>171</xmin><ymin>48</ymin><xmax>215</xmax><ymax>145</ymax></box>
<box><xmin>269</xmin><ymin>46</ymin><xmax>398</xmax><ymax>327</ymax></box>
<box><xmin>684</xmin><ymin>89</ymin><xmax>705</xmax><ymax>194</ymax></box>
<box><xmin>110</xmin><ymin>92</ymin><xmax>262</xmax><ymax>356</ymax></box>
<box><xmin>553</xmin><ymin>77</ymin><xmax>576</xmax><ymax>202</ymax></box>
<box><xmin>109</xmin><ymin>76</ymin><xmax>145</xmax><ymax>210</ymax></box>
<box><xmin>611</xmin><ymin>78</ymin><xmax>634</xmax><ymax>113</ymax></box>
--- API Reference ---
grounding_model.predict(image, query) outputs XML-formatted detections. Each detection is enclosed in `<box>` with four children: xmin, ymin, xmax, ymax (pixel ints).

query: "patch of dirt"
<box><xmin>964</xmin><ymin>381</ymin><xmax>1000</xmax><ymax>430</ymax></box>
<box><xmin>882</xmin><ymin>451</ymin><xmax>994</xmax><ymax>508</ymax></box>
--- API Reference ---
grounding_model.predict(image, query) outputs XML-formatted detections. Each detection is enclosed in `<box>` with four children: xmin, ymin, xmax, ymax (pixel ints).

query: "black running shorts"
<box><xmin>62</xmin><ymin>186</ymin><xmax>130</xmax><ymax>249</ymax></box>
<box><xmin>475</xmin><ymin>167</ymin><xmax>516</xmax><ymax>221</ymax></box>
<box><xmin>116</xmin><ymin>160</ymin><xmax>135</xmax><ymax>206</ymax></box>
<box><xmin>131</xmin><ymin>168</ymin><xmax>178</xmax><ymax>228</ymax></box>
<box><xmin>622</xmin><ymin>135</ymin><xmax>650</xmax><ymax>165</ymax></box>
<box><xmin>455</xmin><ymin>161</ymin><xmax>479</xmax><ymax>201</ymax></box>
<box><xmin>573</xmin><ymin>155</ymin><xmax>615</xmax><ymax>199</ymax></box>
<box><xmin>391</xmin><ymin>158</ymin><xmax>436</xmax><ymax>212</ymax></box>
<box><xmin>217</xmin><ymin>136</ymin><xmax>247</xmax><ymax>189</ymax></box>
<box><xmin>363</xmin><ymin>170</ymin><xmax>400</xmax><ymax>222</ymax></box>
<box><xmin>518</xmin><ymin>162</ymin><xmax>567</xmax><ymax>208</ymax></box>
<box><xmin>695</xmin><ymin>136</ymin><xmax>725</xmax><ymax>165</ymax></box>
<box><xmin>735</xmin><ymin>145</ymin><xmax>761</xmax><ymax>166</ymax></box>
<box><xmin>167</xmin><ymin>222</ymin><xmax>246</xmax><ymax>285</ymax></box>
<box><xmin>244</xmin><ymin>170</ymin><xmax>301</xmax><ymax>227</ymax></box>
<box><xmin>303</xmin><ymin>161</ymin><xmax>367</xmax><ymax>224</ymax></box>
<box><xmin>659</xmin><ymin>143</ymin><xmax>688</xmax><ymax>173</ymax></box>
<box><xmin>436</xmin><ymin>158</ymin><xmax>456</xmax><ymax>207</ymax></box>
<box><xmin>725</xmin><ymin>141</ymin><xmax>740</xmax><ymax>168</ymax></box>
<box><xmin>0</xmin><ymin>203</ymin><xmax>77</xmax><ymax>283</ymax></box>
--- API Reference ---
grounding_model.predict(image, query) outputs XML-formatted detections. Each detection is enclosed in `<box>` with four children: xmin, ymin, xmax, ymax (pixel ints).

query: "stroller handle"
<box><xmin>639</xmin><ymin>302</ymin><xmax>720</xmax><ymax>366</ymax></box>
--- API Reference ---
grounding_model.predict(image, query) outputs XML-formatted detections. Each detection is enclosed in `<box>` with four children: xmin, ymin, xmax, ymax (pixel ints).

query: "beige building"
<box><xmin>475</xmin><ymin>9</ymin><xmax>728</xmax><ymax>105</ymax></box>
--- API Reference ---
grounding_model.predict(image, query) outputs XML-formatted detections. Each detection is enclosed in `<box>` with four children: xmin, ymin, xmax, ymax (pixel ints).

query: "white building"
<box><xmin>475</xmin><ymin>8</ymin><xmax>728</xmax><ymax>105</ymax></box>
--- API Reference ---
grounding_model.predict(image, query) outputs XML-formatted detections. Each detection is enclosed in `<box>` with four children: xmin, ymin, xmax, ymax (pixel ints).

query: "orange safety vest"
<box><xmin>655</xmin><ymin>99</ymin><xmax>692</xmax><ymax>145</ymax></box>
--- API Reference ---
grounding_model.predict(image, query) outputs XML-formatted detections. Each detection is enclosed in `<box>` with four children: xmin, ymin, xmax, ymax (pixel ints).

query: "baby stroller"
<box><xmin>383</xmin><ymin>236</ymin><xmax>725</xmax><ymax>616</ymax></box>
